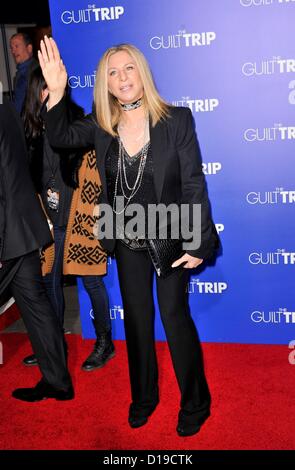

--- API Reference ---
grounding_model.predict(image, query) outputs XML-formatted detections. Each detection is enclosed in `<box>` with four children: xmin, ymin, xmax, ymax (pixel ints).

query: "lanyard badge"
<box><xmin>46</xmin><ymin>177</ymin><xmax>60</xmax><ymax>212</ymax></box>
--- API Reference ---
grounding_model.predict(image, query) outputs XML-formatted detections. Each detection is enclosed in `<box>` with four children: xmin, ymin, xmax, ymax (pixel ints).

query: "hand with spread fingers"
<box><xmin>172</xmin><ymin>253</ymin><xmax>203</xmax><ymax>269</ymax></box>
<box><xmin>38</xmin><ymin>35</ymin><xmax>67</xmax><ymax>108</ymax></box>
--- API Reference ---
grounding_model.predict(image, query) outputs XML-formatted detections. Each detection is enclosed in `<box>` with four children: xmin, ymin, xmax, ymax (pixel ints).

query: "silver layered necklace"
<box><xmin>113</xmin><ymin>118</ymin><xmax>150</xmax><ymax>215</ymax></box>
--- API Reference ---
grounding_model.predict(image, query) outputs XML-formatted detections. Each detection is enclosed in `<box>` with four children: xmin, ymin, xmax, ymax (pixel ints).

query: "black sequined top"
<box><xmin>105</xmin><ymin>138</ymin><xmax>157</xmax><ymax>249</ymax></box>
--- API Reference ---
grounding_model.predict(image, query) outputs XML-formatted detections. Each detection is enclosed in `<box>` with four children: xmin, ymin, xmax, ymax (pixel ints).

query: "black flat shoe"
<box><xmin>128</xmin><ymin>401</ymin><xmax>158</xmax><ymax>429</ymax></box>
<box><xmin>176</xmin><ymin>422</ymin><xmax>201</xmax><ymax>437</ymax></box>
<box><xmin>177</xmin><ymin>410</ymin><xmax>210</xmax><ymax>437</ymax></box>
<box><xmin>12</xmin><ymin>380</ymin><xmax>74</xmax><ymax>402</ymax></box>
<box><xmin>22</xmin><ymin>354</ymin><xmax>38</xmax><ymax>366</ymax></box>
<box><xmin>128</xmin><ymin>415</ymin><xmax>148</xmax><ymax>428</ymax></box>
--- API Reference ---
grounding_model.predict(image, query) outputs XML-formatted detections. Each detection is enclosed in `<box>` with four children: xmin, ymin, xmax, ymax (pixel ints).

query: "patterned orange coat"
<box><xmin>41</xmin><ymin>150</ymin><xmax>107</xmax><ymax>276</ymax></box>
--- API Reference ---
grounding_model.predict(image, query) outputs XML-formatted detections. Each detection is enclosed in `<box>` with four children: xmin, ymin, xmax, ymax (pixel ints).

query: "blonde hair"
<box><xmin>94</xmin><ymin>44</ymin><xmax>169</xmax><ymax>136</ymax></box>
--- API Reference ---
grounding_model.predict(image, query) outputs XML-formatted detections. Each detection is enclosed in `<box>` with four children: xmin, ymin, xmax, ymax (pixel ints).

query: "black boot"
<box><xmin>81</xmin><ymin>331</ymin><xmax>115</xmax><ymax>371</ymax></box>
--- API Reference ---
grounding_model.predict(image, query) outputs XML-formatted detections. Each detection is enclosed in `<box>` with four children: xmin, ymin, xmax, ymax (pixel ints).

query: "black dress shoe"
<box><xmin>22</xmin><ymin>354</ymin><xmax>38</xmax><ymax>366</ymax></box>
<box><xmin>176</xmin><ymin>422</ymin><xmax>201</xmax><ymax>437</ymax></box>
<box><xmin>128</xmin><ymin>415</ymin><xmax>148</xmax><ymax>428</ymax></box>
<box><xmin>12</xmin><ymin>380</ymin><xmax>74</xmax><ymax>402</ymax></box>
<box><xmin>177</xmin><ymin>410</ymin><xmax>210</xmax><ymax>437</ymax></box>
<box><xmin>128</xmin><ymin>401</ymin><xmax>158</xmax><ymax>429</ymax></box>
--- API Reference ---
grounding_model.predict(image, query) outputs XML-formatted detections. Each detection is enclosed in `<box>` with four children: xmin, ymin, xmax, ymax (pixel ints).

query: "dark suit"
<box><xmin>0</xmin><ymin>102</ymin><xmax>51</xmax><ymax>261</ymax></box>
<box><xmin>45</xmin><ymin>98</ymin><xmax>218</xmax><ymax>423</ymax></box>
<box><xmin>0</xmin><ymin>102</ymin><xmax>71</xmax><ymax>390</ymax></box>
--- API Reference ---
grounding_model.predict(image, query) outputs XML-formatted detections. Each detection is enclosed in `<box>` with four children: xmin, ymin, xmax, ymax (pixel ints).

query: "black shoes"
<box><xmin>22</xmin><ymin>353</ymin><xmax>38</xmax><ymax>366</ymax></box>
<box><xmin>177</xmin><ymin>411</ymin><xmax>210</xmax><ymax>437</ymax></box>
<box><xmin>176</xmin><ymin>422</ymin><xmax>202</xmax><ymax>437</ymax></box>
<box><xmin>128</xmin><ymin>402</ymin><xmax>159</xmax><ymax>429</ymax></box>
<box><xmin>12</xmin><ymin>379</ymin><xmax>74</xmax><ymax>402</ymax></box>
<box><xmin>81</xmin><ymin>332</ymin><xmax>115</xmax><ymax>371</ymax></box>
<box><xmin>23</xmin><ymin>334</ymin><xmax>115</xmax><ymax>371</ymax></box>
<box><xmin>128</xmin><ymin>415</ymin><xmax>149</xmax><ymax>428</ymax></box>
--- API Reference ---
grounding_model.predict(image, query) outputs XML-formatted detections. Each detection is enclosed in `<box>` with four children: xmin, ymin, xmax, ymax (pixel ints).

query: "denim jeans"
<box><xmin>81</xmin><ymin>275</ymin><xmax>110</xmax><ymax>334</ymax></box>
<box><xmin>43</xmin><ymin>225</ymin><xmax>110</xmax><ymax>334</ymax></box>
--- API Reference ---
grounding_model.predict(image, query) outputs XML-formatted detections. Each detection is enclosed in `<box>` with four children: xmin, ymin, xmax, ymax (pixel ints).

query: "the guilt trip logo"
<box><xmin>68</xmin><ymin>72</ymin><xmax>96</xmax><ymax>89</ymax></box>
<box><xmin>249</xmin><ymin>250</ymin><xmax>295</xmax><ymax>265</ymax></box>
<box><xmin>251</xmin><ymin>308</ymin><xmax>295</xmax><ymax>324</ymax></box>
<box><xmin>242</xmin><ymin>57</ymin><xmax>295</xmax><ymax>76</ymax></box>
<box><xmin>172</xmin><ymin>97</ymin><xmax>219</xmax><ymax>113</ymax></box>
<box><xmin>149</xmin><ymin>31</ymin><xmax>216</xmax><ymax>50</ymax></box>
<box><xmin>188</xmin><ymin>279</ymin><xmax>227</xmax><ymax>294</ymax></box>
<box><xmin>91</xmin><ymin>306</ymin><xmax>124</xmax><ymax>320</ymax></box>
<box><xmin>241</xmin><ymin>57</ymin><xmax>295</xmax><ymax>105</ymax></box>
<box><xmin>243</xmin><ymin>124</ymin><xmax>295</xmax><ymax>141</ymax></box>
<box><xmin>110</xmin><ymin>305</ymin><xmax>124</xmax><ymax>320</ymax></box>
<box><xmin>246</xmin><ymin>188</ymin><xmax>295</xmax><ymax>204</ymax></box>
<box><xmin>240</xmin><ymin>0</ymin><xmax>295</xmax><ymax>7</ymax></box>
<box><xmin>202</xmin><ymin>162</ymin><xmax>222</xmax><ymax>175</ymax></box>
<box><xmin>215</xmin><ymin>223</ymin><xmax>224</xmax><ymax>234</ymax></box>
<box><xmin>61</xmin><ymin>4</ymin><xmax>125</xmax><ymax>24</ymax></box>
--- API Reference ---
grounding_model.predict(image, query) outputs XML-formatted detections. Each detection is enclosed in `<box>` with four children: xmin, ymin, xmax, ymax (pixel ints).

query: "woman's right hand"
<box><xmin>38</xmin><ymin>36</ymin><xmax>67</xmax><ymax>108</ymax></box>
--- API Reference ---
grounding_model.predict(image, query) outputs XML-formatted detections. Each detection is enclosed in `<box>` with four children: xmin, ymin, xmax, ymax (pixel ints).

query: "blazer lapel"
<box><xmin>150</xmin><ymin>119</ymin><xmax>168</xmax><ymax>202</ymax></box>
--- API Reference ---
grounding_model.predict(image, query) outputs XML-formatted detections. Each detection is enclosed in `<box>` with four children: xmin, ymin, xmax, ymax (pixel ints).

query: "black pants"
<box><xmin>0</xmin><ymin>251</ymin><xmax>72</xmax><ymax>390</ymax></box>
<box><xmin>115</xmin><ymin>242</ymin><xmax>210</xmax><ymax>424</ymax></box>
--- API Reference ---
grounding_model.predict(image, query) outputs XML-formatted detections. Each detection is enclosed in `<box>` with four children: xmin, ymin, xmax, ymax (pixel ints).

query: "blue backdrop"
<box><xmin>49</xmin><ymin>0</ymin><xmax>295</xmax><ymax>345</ymax></box>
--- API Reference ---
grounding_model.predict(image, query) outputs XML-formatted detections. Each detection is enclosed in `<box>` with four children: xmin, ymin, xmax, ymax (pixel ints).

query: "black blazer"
<box><xmin>45</xmin><ymin>97</ymin><xmax>219</xmax><ymax>257</ymax></box>
<box><xmin>0</xmin><ymin>102</ymin><xmax>52</xmax><ymax>261</ymax></box>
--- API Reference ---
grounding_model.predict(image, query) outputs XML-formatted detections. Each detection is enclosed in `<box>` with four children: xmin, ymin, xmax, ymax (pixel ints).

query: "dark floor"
<box><xmin>4</xmin><ymin>281</ymin><xmax>82</xmax><ymax>334</ymax></box>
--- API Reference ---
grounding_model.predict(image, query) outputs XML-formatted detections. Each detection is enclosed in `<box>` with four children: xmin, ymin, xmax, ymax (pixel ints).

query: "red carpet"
<box><xmin>0</xmin><ymin>303</ymin><xmax>20</xmax><ymax>331</ymax></box>
<box><xmin>0</xmin><ymin>333</ymin><xmax>294</xmax><ymax>450</ymax></box>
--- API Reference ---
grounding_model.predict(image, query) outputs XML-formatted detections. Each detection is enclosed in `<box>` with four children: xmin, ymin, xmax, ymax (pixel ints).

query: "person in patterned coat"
<box><xmin>21</xmin><ymin>65</ymin><xmax>114</xmax><ymax>371</ymax></box>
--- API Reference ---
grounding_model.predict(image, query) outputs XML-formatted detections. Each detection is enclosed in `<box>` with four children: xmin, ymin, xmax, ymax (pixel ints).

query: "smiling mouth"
<box><xmin>120</xmin><ymin>85</ymin><xmax>132</xmax><ymax>91</ymax></box>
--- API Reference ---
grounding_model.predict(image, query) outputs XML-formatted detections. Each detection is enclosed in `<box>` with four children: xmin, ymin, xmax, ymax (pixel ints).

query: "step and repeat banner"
<box><xmin>49</xmin><ymin>0</ymin><xmax>295</xmax><ymax>344</ymax></box>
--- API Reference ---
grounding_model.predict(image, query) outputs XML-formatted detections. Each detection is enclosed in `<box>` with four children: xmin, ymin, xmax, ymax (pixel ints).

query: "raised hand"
<box><xmin>38</xmin><ymin>36</ymin><xmax>67</xmax><ymax>107</ymax></box>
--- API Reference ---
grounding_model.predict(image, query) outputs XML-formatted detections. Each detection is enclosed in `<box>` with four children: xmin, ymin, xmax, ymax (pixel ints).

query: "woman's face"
<box><xmin>107</xmin><ymin>50</ymin><xmax>144</xmax><ymax>104</ymax></box>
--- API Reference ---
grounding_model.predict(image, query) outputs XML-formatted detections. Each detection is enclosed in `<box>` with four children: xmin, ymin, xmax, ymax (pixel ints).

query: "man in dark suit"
<box><xmin>9</xmin><ymin>32</ymin><xmax>38</xmax><ymax>114</ymax></box>
<box><xmin>0</xmin><ymin>101</ymin><xmax>73</xmax><ymax>401</ymax></box>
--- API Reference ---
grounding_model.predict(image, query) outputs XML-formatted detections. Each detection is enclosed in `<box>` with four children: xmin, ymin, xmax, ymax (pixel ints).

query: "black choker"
<box><xmin>120</xmin><ymin>98</ymin><xmax>142</xmax><ymax>111</ymax></box>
